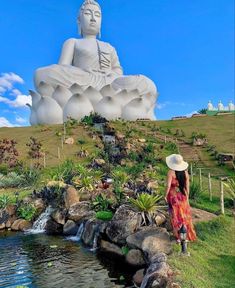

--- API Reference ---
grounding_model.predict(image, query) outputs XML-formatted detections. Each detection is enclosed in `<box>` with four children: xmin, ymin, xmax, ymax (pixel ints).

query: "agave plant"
<box><xmin>112</xmin><ymin>169</ymin><xmax>130</xmax><ymax>187</ymax></box>
<box><xmin>223</xmin><ymin>178</ymin><xmax>235</xmax><ymax>208</ymax></box>
<box><xmin>129</xmin><ymin>193</ymin><xmax>162</xmax><ymax>226</ymax></box>
<box><xmin>0</xmin><ymin>194</ymin><xmax>12</xmax><ymax>209</ymax></box>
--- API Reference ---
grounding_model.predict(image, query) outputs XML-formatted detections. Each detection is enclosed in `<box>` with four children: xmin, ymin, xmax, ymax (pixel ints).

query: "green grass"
<box><xmin>169</xmin><ymin>216</ymin><xmax>235</xmax><ymax>288</ymax></box>
<box><xmin>158</xmin><ymin>114</ymin><xmax>234</xmax><ymax>154</ymax></box>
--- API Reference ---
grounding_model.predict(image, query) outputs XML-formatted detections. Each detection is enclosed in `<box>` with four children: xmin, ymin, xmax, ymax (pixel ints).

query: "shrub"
<box><xmin>0</xmin><ymin>172</ymin><xmax>25</xmax><ymax>188</ymax></box>
<box><xmin>92</xmin><ymin>194</ymin><xmax>113</xmax><ymax>212</ymax></box>
<box><xmin>26</xmin><ymin>137</ymin><xmax>43</xmax><ymax>160</ymax></box>
<box><xmin>165</xmin><ymin>142</ymin><xmax>178</xmax><ymax>152</ymax></box>
<box><xmin>129</xmin><ymin>193</ymin><xmax>162</xmax><ymax>225</ymax></box>
<box><xmin>17</xmin><ymin>203</ymin><xmax>37</xmax><ymax>221</ymax></box>
<box><xmin>0</xmin><ymin>195</ymin><xmax>12</xmax><ymax>209</ymax></box>
<box><xmin>0</xmin><ymin>138</ymin><xmax>19</xmax><ymax>168</ymax></box>
<box><xmin>48</xmin><ymin>159</ymin><xmax>76</xmax><ymax>183</ymax></box>
<box><xmin>190</xmin><ymin>181</ymin><xmax>201</xmax><ymax>200</ymax></box>
<box><xmin>96</xmin><ymin>211</ymin><xmax>113</xmax><ymax>221</ymax></box>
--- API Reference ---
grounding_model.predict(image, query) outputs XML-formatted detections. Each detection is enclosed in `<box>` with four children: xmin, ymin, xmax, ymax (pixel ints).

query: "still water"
<box><xmin>0</xmin><ymin>231</ymin><xmax>134</xmax><ymax>288</ymax></box>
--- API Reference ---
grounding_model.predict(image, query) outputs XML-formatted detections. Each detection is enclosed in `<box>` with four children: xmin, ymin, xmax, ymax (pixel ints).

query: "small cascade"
<box><xmin>90</xmin><ymin>231</ymin><xmax>99</xmax><ymax>252</ymax></box>
<box><xmin>27</xmin><ymin>206</ymin><xmax>53</xmax><ymax>234</ymax></box>
<box><xmin>66</xmin><ymin>222</ymin><xmax>85</xmax><ymax>242</ymax></box>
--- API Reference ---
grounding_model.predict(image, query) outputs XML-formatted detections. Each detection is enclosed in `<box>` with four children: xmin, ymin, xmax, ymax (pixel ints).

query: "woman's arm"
<box><xmin>185</xmin><ymin>170</ymin><xmax>190</xmax><ymax>199</ymax></box>
<box><xmin>165</xmin><ymin>170</ymin><xmax>172</xmax><ymax>202</ymax></box>
<box><xmin>58</xmin><ymin>38</ymin><xmax>76</xmax><ymax>65</ymax></box>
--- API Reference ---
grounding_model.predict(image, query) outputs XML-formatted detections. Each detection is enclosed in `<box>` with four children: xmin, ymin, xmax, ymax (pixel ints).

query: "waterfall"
<box><xmin>90</xmin><ymin>232</ymin><xmax>99</xmax><ymax>252</ymax></box>
<box><xmin>66</xmin><ymin>222</ymin><xmax>84</xmax><ymax>242</ymax></box>
<box><xmin>27</xmin><ymin>206</ymin><xmax>53</xmax><ymax>234</ymax></box>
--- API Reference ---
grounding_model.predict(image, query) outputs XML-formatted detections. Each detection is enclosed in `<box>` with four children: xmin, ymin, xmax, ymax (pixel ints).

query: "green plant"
<box><xmin>77</xmin><ymin>138</ymin><xmax>86</xmax><ymax>145</ymax></box>
<box><xmin>0</xmin><ymin>195</ymin><xmax>12</xmax><ymax>209</ymax></box>
<box><xmin>17</xmin><ymin>203</ymin><xmax>37</xmax><ymax>221</ymax></box>
<box><xmin>121</xmin><ymin>246</ymin><xmax>130</xmax><ymax>255</ymax></box>
<box><xmin>165</xmin><ymin>142</ymin><xmax>178</xmax><ymax>152</ymax></box>
<box><xmin>190</xmin><ymin>181</ymin><xmax>201</xmax><ymax>200</ymax></box>
<box><xmin>223</xmin><ymin>178</ymin><xmax>235</xmax><ymax>208</ymax></box>
<box><xmin>96</xmin><ymin>211</ymin><xmax>113</xmax><ymax>221</ymax></box>
<box><xmin>92</xmin><ymin>194</ymin><xmax>113</xmax><ymax>212</ymax></box>
<box><xmin>48</xmin><ymin>159</ymin><xmax>76</xmax><ymax>183</ymax></box>
<box><xmin>129</xmin><ymin>193</ymin><xmax>162</xmax><ymax>225</ymax></box>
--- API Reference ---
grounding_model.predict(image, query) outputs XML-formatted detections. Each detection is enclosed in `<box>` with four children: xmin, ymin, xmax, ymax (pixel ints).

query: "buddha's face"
<box><xmin>79</xmin><ymin>4</ymin><xmax>102</xmax><ymax>37</ymax></box>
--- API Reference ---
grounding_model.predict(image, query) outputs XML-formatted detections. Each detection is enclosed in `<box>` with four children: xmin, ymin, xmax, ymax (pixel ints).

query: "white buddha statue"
<box><xmin>30</xmin><ymin>0</ymin><xmax>158</xmax><ymax>124</ymax></box>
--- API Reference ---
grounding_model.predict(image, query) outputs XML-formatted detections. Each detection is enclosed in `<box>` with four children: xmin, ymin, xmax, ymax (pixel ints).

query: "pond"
<box><xmin>0</xmin><ymin>231</ymin><xmax>135</xmax><ymax>288</ymax></box>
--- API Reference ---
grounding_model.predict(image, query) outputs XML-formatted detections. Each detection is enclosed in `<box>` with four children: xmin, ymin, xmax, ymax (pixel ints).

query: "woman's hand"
<box><xmin>165</xmin><ymin>196</ymin><xmax>168</xmax><ymax>203</ymax></box>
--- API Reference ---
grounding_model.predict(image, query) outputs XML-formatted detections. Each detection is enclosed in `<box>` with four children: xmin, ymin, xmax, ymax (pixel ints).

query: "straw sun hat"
<box><xmin>166</xmin><ymin>154</ymin><xmax>188</xmax><ymax>171</ymax></box>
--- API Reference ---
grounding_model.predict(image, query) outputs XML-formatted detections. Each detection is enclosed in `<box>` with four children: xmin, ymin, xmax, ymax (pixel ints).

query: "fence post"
<box><xmin>63</xmin><ymin>122</ymin><xmax>66</xmax><ymax>141</ymax></box>
<box><xmin>164</xmin><ymin>135</ymin><xmax>167</xmax><ymax>143</ymax></box>
<box><xmin>199</xmin><ymin>168</ymin><xmax>202</xmax><ymax>190</ymax></box>
<box><xmin>208</xmin><ymin>173</ymin><xmax>212</xmax><ymax>201</ymax></box>
<box><xmin>190</xmin><ymin>164</ymin><xmax>194</xmax><ymax>182</ymax></box>
<box><xmin>58</xmin><ymin>147</ymin><xmax>61</xmax><ymax>159</ymax></box>
<box><xmin>61</xmin><ymin>136</ymin><xmax>64</xmax><ymax>149</ymax></box>
<box><xmin>43</xmin><ymin>153</ymin><xmax>46</xmax><ymax>168</ymax></box>
<box><xmin>220</xmin><ymin>180</ymin><xmax>225</xmax><ymax>215</ymax></box>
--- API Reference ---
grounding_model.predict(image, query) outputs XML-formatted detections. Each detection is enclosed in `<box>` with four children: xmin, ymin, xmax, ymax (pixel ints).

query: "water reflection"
<box><xmin>0</xmin><ymin>231</ymin><xmax>133</xmax><ymax>288</ymax></box>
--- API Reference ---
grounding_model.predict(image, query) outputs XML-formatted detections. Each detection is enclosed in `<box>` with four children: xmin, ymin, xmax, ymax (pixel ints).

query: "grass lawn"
<box><xmin>169</xmin><ymin>216</ymin><xmax>235</xmax><ymax>288</ymax></box>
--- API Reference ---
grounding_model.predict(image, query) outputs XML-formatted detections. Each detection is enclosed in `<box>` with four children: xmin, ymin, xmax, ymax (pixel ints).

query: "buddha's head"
<box><xmin>78</xmin><ymin>0</ymin><xmax>102</xmax><ymax>38</ymax></box>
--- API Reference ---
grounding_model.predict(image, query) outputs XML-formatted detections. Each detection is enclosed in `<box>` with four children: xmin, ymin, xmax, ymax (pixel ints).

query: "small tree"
<box><xmin>0</xmin><ymin>138</ymin><xmax>19</xmax><ymax>168</ymax></box>
<box><xmin>198</xmin><ymin>108</ymin><xmax>207</xmax><ymax>114</ymax></box>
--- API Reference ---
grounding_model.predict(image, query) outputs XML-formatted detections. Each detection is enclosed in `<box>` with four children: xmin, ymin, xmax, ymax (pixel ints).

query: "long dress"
<box><xmin>167</xmin><ymin>177</ymin><xmax>197</xmax><ymax>241</ymax></box>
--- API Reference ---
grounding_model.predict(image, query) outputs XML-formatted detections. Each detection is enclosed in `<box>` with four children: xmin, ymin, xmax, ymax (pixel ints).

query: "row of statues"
<box><xmin>207</xmin><ymin>101</ymin><xmax>234</xmax><ymax>112</ymax></box>
<box><xmin>28</xmin><ymin>0</ymin><xmax>158</xmax><ymax>125</ymax></box>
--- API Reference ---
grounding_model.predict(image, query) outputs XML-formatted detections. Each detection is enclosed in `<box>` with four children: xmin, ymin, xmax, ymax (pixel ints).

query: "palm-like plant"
<box><xmin>112</xmin><ymin>169</ymin><xmax>130</xmax><ymax>187</ymax></box>
<box><xmin>129</xmin><ymin>193</ymin><xmax>162</xmax><ymax>225</ymax></box>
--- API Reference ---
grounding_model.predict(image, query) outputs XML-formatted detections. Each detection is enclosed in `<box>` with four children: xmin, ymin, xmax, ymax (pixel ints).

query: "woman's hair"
<box><xmin>175</xmin><ymin>170</ymin><xmax>186</xmax><ymax>195</ymax></box>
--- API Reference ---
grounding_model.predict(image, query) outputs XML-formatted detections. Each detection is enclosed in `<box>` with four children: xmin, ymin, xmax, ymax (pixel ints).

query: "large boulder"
<box><xmin>5</xmin><ymin>205</ymin><xmax>17</xmax><ymax>217</ymax></box>
<box><xmin>64</xmin><ymin>186</ymin><xmax>80</xmax><ymax>209</ymax></box>
<box><xmin>133</xmin><ymin>269</ymin><xmax>145</xmax><ymax>287</ymax></box>
<box><xmin>32</xmin><ymin>198</ymin><xmax>46</xmax><ymax>214</ymax></box>
<box><xmin>126</xmin><ymin>227</ymin><xmax>172</xmax><ymax>260</ymax></box>
<box><xmin>45</xmin><ymin>218</ymin><xmax>63</xmax><ymax>235</ymax></box>
<box><xmin>126</xmin><ymin>249</ymin><xmax>146</xmax><ymax>267</ymax></box>
<box><xmin>100</xmin><ymin>240</ymin><xmax>123</xmax><ymax>257</ymax></box>
<box><xmin>106</xmin><ymin>205</ymin><xmax>141</xmax><ymax>245</ymax></box>
<box><xmin>82</xmin><ymin>218</ymin><xmax>102</xmax><ymax>247</ymax></box>
<box><xmin>51</xmin><ymin>209</ymin><xmax>66</xmax><ymax>225</ymax></box>
<box><xmin>11</xmin><ymin>219</ymin><xmax>32</xmax><ymax>231</ymax></box>
<box><xmin>63</xmin><ymin>220</ymin><xmax>78</xmax><ymax>236</ymax></box>
<box><xmin>5</xmin><ymin>216</ymin><xmax>17</xmax><ymax>228</ymax></box>
<box><xmin>0</xmin><ymin>209</ymin><xmax>9</xmax><ymax>225</ymax></box>
<box><xmin>68</xmin><ymin>202</ymin><xmax>95</xmax><ymax>222</ymax></box>
<box><xmin>140</xmin><ymin>253</ymin><xmax>173</xmax><ymax>288</ymax></box>
<box><xmin>0</xmin><ymin>223</ymin><xmax>5</xmax><ymax>230</ymax></box>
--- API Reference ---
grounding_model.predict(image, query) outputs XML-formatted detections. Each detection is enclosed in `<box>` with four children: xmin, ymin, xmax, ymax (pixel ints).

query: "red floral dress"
<box><xmin>167</xmin><ymin>177</ymin><xmax>197</xmax><ymax>241</ymax></box>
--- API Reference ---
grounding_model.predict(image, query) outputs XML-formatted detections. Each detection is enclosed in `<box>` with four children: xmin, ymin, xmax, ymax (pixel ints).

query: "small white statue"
<box><xmin>207</xmin><ymin>100</ymin><xmax>213</xmax><ymax>111</ymax></box>
<box><xmin>29</xmin><ymin>0</ymin><xmax>158</xmax><ymax>125</ymax></box>
<box><xmin>218</xmin><ymin>101</ymin><xmax>224</xmax><ymax>111</ymax></box>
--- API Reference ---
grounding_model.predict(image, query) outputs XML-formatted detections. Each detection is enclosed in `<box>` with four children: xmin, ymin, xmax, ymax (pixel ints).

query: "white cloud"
<box><xmin>15</xmin><ymin>116</ymin><xmax>27</xmax><ymax>124</ymax></box>
<box><xmin>0</xmin><ymin>94</ymin><xmax>32</xmax><ymax>108</ymax></box>
<box><xmin>10</xmin><ymin>88</ymin><xmax>22</xmax><ymax>96</ymax></box>
<box><xmin>0</xmin><ymin>72</ymin><xmax>24</xmax><ymax>93</ymax></box>
<box><xmin>0</xmin><ymin>117</ymin><xmax>14</xmax><ymax>127</ymax></box>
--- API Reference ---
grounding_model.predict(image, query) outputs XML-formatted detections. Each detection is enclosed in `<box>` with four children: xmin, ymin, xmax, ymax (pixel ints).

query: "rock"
<box><xmin>106</xmin><ymin>205</ymin><xmax>141</xmax><ymax>245</ymax></box>
<box><xmin>154</xmin><ymin>213</ymin><xmax>167</xmax><ymax>226</ymax></box>
<box><xmin>140</xmin><ymin>253</ymin><xmax>173</xmax><ymax>288</ymax></box>
<box><xmin>126</xmin><ymin>249</ymin><xmax>146</xmax><ymax>266</ymax></box>
<box><xmin>11</xmin><ymin>219</ymin><xmax>32</xmax><ymax>231</ymax></box>
<box><xmin>93</xmin><ymin>158</ymin><xmax>106</xmax><ymax>167</ymax></box>
<box><xmin>22</xmin><ymin>196</ymin><xmax>33</xmax><ymax>204</ymax></box>
<box><xmin>0</xmin><ymin>223</ymin><xmax>5</xmax><ymax>230</ymax></box>
<box><xmin>5</xmin><ymin>216</ymin><xmax>17</xmax><ymax>228</ymax></box>
<box><xmin>47</xmin><ymin>180</ymin><xmax>67</xmax><ymax>188</ymax></box>
<box><xmin>64</xmin><ymin>186</ymin><xmax>80</xmax><ymax>209</ymax></box>
<box><xmin>32</xmin><ymin>198</ymin><xmax>45</xmax><ymax>214</ymax></box>
<box><xmin>51</xmin><ymin>209</ymin><xmax>66</xmax><ymax>225</ymax></box>
<box><xmin>126</xmin><ymin>227</ymin><xmax>172</xmax><ymax>260</ymax></box>
<box><xmin>133</xmin><ymin>269</ymin><xmax>145</xmax><ymax>286</ymax></box>
<box><xmin>82</xmin><ymin>218</ymin><xmax>101</xmax><ymax>247</ymax></box>
<box><xmin>63</xmin><ymin>220</ymin><xmax>78</xmax><ymax>236</ymax></box>
<box><xmin>116</xmin><ymin>132</ymin><xmax>125</xmax><ymax>140</ymax></box>
<box><xmin>45</xmin><ymin>218</ymin><xmax>63</xmax><ymax>235</ymax></box>
<box><xmin>5</xmin><ymin>205</ymin><xmax>17</xmax><ymax>217</ymax></box>
<box><xmin>138</xmin><ymin>138</ymin><xmax>146</xmax><ymax>143</ymax></box>
<box><xmin>0</xmin><ymin>209</ymin><xmax>9</xmax><ymax>224</ymax></box>
<box><xmin>65</xmin><ymin>137</ymin><xmax>74</xmax><ymax>145</ymax></box>
<box><xmin>147</xmin><ymin>180</ymin><xmax>159</xmax><ymax>191</ymax></box>
<box><xmin>68</xmin><ymin>202</ymin><xmax>95</xmax><ymax>222</ymax></box>
<box><xmin>167</xmin><ymin>283</ymin><xmax>181</xmax><ymax>288</ymax></box>
<box><xmin>100</xmin><ymin>240</ymin><xmax>123</xmax><ymax>257</ymax></box>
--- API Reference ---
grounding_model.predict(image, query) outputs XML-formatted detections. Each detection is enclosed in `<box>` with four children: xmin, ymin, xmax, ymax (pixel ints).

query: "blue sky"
<box><xmin>0</xmin><ymin>0</ymin><xmax>234</xmax><ymax>126</ymax></box>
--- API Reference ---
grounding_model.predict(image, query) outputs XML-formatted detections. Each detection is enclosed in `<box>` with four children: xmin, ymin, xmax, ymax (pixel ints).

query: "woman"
<box><xmin>165</xmin><ymin>154</ymin><xmax>196</xmax><ymax>241</ymax></box>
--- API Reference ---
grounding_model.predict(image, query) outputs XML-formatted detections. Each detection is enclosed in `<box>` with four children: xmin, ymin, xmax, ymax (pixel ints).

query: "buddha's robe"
<box><xmin>34</xmin><ymin>38</ymin><xmax>157</xmax><ymax>96</ymax></box>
